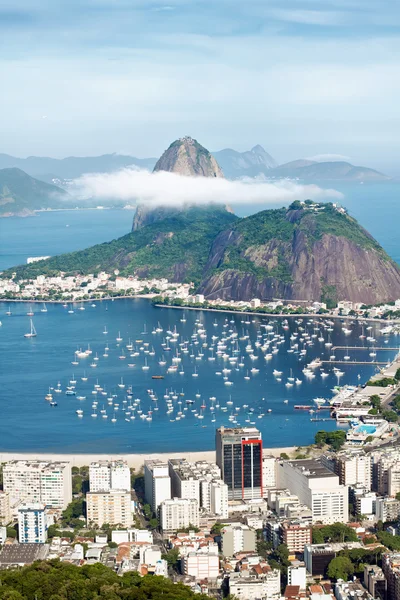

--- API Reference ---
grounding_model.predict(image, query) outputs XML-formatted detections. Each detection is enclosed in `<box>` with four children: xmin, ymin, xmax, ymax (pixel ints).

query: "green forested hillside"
<box><xmin>0</xmin><ymin>168</ymin><xmax>67</xmax><ymax>215</ymax></box>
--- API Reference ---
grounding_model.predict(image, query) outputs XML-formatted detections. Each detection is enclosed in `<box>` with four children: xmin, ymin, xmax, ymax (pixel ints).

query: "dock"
<box><xmin>331</xmin><ymin>346</ymin><xmax>399</xmax><ymax>351</ymax></box>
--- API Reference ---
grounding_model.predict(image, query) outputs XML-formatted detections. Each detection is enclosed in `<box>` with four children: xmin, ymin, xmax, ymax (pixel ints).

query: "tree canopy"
<box><xmin>0</xmin><ymin>560</ymin><xmax>206</xmax><ymax>600</ymax></box>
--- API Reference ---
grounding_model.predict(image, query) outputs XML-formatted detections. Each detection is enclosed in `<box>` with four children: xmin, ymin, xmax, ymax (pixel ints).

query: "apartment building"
<box><xmin>281</xmin><ymin>521</ymin><xmax>312</xmax><ymax>554</ymax></box>
<box><xmin>3</xmin><ymin>461</ymin><xmax>72</xmax><ymax>511</ymax></box>
<box><xmin>86</xmin><ymin>491</ymin><xmax>132</xmax><ymax>528</ymax></box>
<box><xmin>376</xmin><ymin>498</ymin><xmax>400</xmax><ymax>522</ymax></box>
<box><xmin>277</xmin><ymin>459</ymin><xmax>348</xmax><ymax>524</ymax></box>
<box><xmin>0</xmin><ymin>491</ymin><xmax>11</xmax><ymax>526</ymax></box>
<box><xmin>18</xmin><ymin>504</ymin><xmax>49</xmax><ymax>544</ymax></box>
<box><xmin>229</xmin><ymin>569</ymin><xmax>281</xmax><ymax>600</ymax></box>
<box><xmin>159</xmin><ymin>498</ymin><xmax>199</xmax><ymax>532</ymax></box>
<box><xmin>168</xmin><ymin>459</ymin><xmax>201</xmax><ymax>504</ymax></box>
<box><xmin>221</xmin><ymin>524</ymin><xmax>256</xmax><ymax>556</ymax></box>
<box><xmin>144</xmin><ymin>460</ymin><xmax>171</xmax><ymax>513</ymax></box>
<box><xmin>382</xmin><ymin>553</ymin><xmax>400</xmax><ymax>600</ymax></box>
<box><xmin>335</xmin><ymin>451</ymin><xmax>372</xmax><ymax>490</ymax></box>
<box><xmin>182</xmin><ymin>551</ymin><xmax>220</xmax><ymax>580</ymax></box>
<box><xmin>89</xmin><ymin>460</ymin><xmax>131</xmax><ymax>492</ymax></box>
<box><xmin>262</xmin><ymin>454</ymin><xmax>277</xmax><ymax>492</ymax></box>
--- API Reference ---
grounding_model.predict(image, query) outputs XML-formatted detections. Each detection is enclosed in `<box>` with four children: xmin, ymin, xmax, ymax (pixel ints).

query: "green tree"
<box><xmin>327</xmin><ymin>556</ymin><xmax>354</xmax><ymax>580</ymax></box>
<box><xmin>162</xmin><ymin>548</ymin><xmax>180</xmax><ymax>569</ymax></box>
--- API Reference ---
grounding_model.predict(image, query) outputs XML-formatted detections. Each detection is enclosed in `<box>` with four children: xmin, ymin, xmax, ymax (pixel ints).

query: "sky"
<box><xmin>1</xmin><ymin>0</ymin><xmax>399</xmax><ymax>174</ymax></box>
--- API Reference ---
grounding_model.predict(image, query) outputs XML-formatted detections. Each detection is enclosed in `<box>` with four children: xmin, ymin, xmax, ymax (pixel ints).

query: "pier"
<box><xmin>320</xmin><ymin>360</ymin><xmax>388</xmax><ymax>365</ymax></box>
<box><xmin>331</xmin><ymin>346</ymin><xmax>399</xmax><ymax>351</ymax></box>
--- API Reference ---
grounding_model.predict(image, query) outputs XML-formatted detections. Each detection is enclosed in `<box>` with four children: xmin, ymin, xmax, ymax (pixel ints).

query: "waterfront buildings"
<box><xmin>86</xmin><ymin>491</ymin><xmax>132</xmax><ymax>528</ymax></box>
<box><xmin>3</xmin><ymin>461</ymin><xmax>72</xmax><ymax>512</ymax></box>
<box><xmin>216</xmin><ymin>426</ymin><xmax>263</xmax><ymax>500</ymax></box>
<box><xmin>167</xmin><ymin>458</ymin><xmax>228</xmax><ymax>518</ymax></box>
<box><xmin>159</xmin><ymin>498</ymin><xmax>199</xmax><ymax>532</ymax></box>
<box><xmin>89</xmin><ymin>460</ymin><xmax>130</xmax><ymax>492</ymax></box>
<box><xmin>144</xmin><ymin>460</ymin><xmax>171</xmax><ymax>513</ymax></box>
<box><xmin>277</xmin><ymin>459</ymin><xmax>348</xmax><ymax>524</ymax></box>
<box><xmin>18</xmin><ymin>504</ymin><xmax>49</xmax><ymax>544</ymax></box>
<box><xmin>221</xmin><ymin>524</ymin><xmax>256</xmax><ymax>556</ymax></box>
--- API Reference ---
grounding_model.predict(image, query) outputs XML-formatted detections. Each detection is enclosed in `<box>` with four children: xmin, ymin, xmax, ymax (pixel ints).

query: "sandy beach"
<box><xmin>0</xmin><ymin>447</ymin><xmax>296</xmax><ymax>470</ymax></box>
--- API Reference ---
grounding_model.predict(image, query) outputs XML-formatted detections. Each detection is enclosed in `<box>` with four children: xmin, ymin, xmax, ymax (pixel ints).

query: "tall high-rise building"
<box><xmin>3</xmin><ymin>461</ymin><xmax>72</xmax><ymax>512</ymax></box>
<box><xmin>144</xmin><ymin>460</ymin><xmax>171</xmax><ymax>512</ymax></box>
<box><xmin>216</xmin><ymin>427</ymin><xmax>263</xmax><ymax>499</ymax></box>
<box><xmin>18</xmin><ymin>504</ymin><xmax>49</xmax><ymax>544</ymax></box>
<box><xmin>89</xmin><ymin>461</ymin><xmax>130</xmax><ymax>492</ymax></box>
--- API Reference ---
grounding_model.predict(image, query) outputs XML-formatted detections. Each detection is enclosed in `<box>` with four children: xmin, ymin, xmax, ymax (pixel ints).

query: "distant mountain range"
<box><xmin>269</xmin><ymin>159</ymin><xmax>388</xmax><ymax>182</ymax></box>
<box><xmin>212</xmin><ymin>145</ymin><xmax>277</xmax><ymax>179</ymax></box>
<box><xmin>0</xmin><ymin>153</ymin><xmax>157</xmax><ymax>183</ymax></box>
<box><xmin>0</xmin><ymin>147</ymin><xmax>389</xmax><ymax>184</ymax></box>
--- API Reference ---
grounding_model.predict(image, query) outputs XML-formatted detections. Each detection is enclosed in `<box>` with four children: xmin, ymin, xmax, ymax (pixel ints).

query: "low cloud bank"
<box><xmin>73</xmin><ymin>167</ymin><xmax>343</xmax><ymax>207</ymax></box>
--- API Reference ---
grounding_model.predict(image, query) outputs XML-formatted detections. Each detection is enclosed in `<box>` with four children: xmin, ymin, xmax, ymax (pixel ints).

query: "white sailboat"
<box><xmin>41</xmin><ymin>303</ymin><xmax>48</xmax><ymax>313</ymax></box>
<box><xmin>24</xmin><ymin>319</ymin><xmax>37</xmax><ymax>338</ymax></box>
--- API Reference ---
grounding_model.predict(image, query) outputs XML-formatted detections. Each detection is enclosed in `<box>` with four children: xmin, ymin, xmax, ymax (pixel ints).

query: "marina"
<box><xmin>0</xmin><ymin>298</ymin><xmax>398</xmax><ymax>454</ymax></box>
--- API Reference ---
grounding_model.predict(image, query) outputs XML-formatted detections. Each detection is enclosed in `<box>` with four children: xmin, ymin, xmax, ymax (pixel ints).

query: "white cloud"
<box><xmin>306</xmin><ymin>153</ymin><xmax>351</xmax><ymax>162</ymax></box>
<box><xmin>72</xmin><ymin>168</ymin><xmax>343</xmax><ymax>207</ymax></box>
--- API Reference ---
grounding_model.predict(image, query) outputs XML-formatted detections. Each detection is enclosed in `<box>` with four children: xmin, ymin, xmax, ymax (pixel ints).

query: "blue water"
<box><xmin>0</xmin><ymin>298</ymin><xmax>398</xmax><ymax>453</ymax></box>
<box><xmin>0</xmin><ymin>183</ymin><xmax>399</xmax><ymax>271</ymax></box>
<box><xmin>0</xmin><ymin>209</ymin><xmax>136</xmax><ymax>271</ymax></box>
<box><xmin>355</xmin><ymin>425</ymin><xmax>376</xmax><ymax>434</ymax></box>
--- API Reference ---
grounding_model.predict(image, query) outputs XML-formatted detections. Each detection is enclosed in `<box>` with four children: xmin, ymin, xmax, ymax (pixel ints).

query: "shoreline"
<box><xmin>154</xmin><ymin>304</ymin><xmax>400</xmax><ymax>324</ymax></box>
<box><xmin>0</xmin><ymin>297</ymin><xmax>398</xmax><ymax>323</ymax></box>
<box><xmin>0</xmin><ymin>447</ymin><xmax>296</xmax><ymax>469</ymax></box>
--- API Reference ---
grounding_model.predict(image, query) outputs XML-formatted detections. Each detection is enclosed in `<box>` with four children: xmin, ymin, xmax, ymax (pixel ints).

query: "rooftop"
<box><xmin>285</xmin><ymin>459</ymin><xmax>337</xmax><ymax>479</ymax></box>
<box><xmin>0</xmin><ymin>543</ymin><xmax>49</xmax><ymax>565</ymax></box>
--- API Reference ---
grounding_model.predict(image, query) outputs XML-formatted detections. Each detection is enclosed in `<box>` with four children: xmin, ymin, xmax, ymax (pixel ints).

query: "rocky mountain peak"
<box><xmin>153</xmin><ymin>136</ymin><xmax>224</xmax><ymax>178</ymax></box>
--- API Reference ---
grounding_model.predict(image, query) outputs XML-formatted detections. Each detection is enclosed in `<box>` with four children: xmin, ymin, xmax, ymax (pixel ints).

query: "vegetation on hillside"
<box><xmin>3</xmin><ymin>201</ymin><xmax>395</xmax><ymax>293</ymax></box>
<box><xmin>5</xmin><ymin>206</ymin><xmax>237</xmax><ymax>284</ymax></box>
<box><xmin>0</xmin><ymin>168</ymin><xmax>67</xmax><ymax>215</ymax></box>
<box><xmin>0</xmin><ymin>560</ymin><xmax>206</xmax><ymax>600</ymax></box>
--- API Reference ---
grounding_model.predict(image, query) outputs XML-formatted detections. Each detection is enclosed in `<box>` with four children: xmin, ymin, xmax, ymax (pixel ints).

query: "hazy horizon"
<box><xmin>1</xmin><ymin>1</ymin><xmax>399</xmax><ymax>175</ymax></box>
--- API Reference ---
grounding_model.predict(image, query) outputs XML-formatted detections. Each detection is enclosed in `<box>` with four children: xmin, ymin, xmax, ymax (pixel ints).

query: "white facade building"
<box><xmin>3</xmin><ymin>461</ymin><xmax>72</xmax><ymax>512</ymax></box>
<box><xmin>182</xmin><ymin>551</ymin><xmax>219</xmax><ymax>580</ymax></box>
<box><xmin>277</xmin><ymin>459</ymin><xmax>348</xmax><ymax>524</ymax></box>
<box><xmin>210</xmin><ymin>480</ymin><xmax>229</xmax><ymax>518</ymax></box>
<box><xmin>262</xmin><ymin>455</ymin><xmax>277</xmax><ymax>493</ymax></box>
<box><xmin>229</xmin><ymin>570</ymin><xmax>281</xmax><ymax>600</ymax></box>
<box><xmin>335</xmin><ymin>452</ymin><xmax>372</xmax><ymax>490</ymax></box>
<box><xmin>86</xmin><ymin>491</ymin><xmax>132</xmax><ymax>528</ymax></box>
<box><xmin>287</xmin><ymin>565</ymin><xmax>307</xmax><ymax>590</ymax></box>
<box><xmin>144</xmin><ymin>460</ymin><xmax>171</xmax><ymax>513</ymax></box>
<box><xmin>0</xmin><ymin>491</ymin><xmax>11</xmax><ymax>526</ymax></box>
<box><xmin>159</xmin><ymin>498</ymin><xmax>199</xmax><ymax>532</ymax></box>
<box><xmin>18</xmin><ymin>503</ymin><xmax>49</xmax><ymax>544</ymax></box>
<box><xmin>89</xmin><ymin>461</ymin><xmax>130</xmax><ymax>492</ymax></box>
<box><xmin>111</xmin><ymin>528</ymin><xmax>153</xmax><ymax>544</ymax></box>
